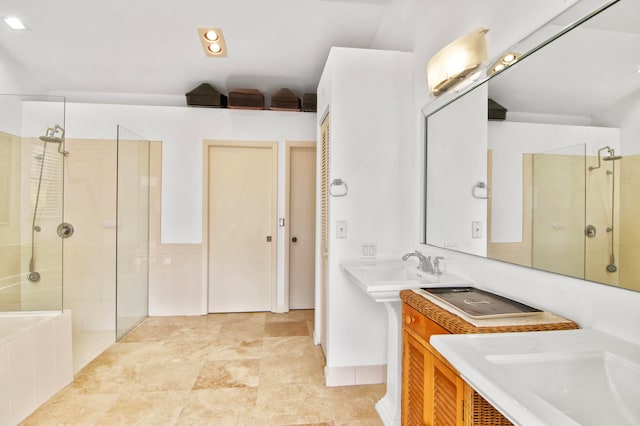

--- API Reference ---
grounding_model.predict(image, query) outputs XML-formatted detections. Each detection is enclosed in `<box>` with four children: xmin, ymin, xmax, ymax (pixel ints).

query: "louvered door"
<box><xmin>319</xmin><ymin>112</ymin><xmax>330</xmax><ymax>355</ymax></box>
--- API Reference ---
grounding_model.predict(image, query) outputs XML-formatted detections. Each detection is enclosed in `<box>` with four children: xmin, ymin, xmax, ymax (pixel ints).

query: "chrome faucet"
<box><xmin>401</xmin><ymin>250</ymin><xmax>435</xmax><ymax>274</ymax></box>
<box><xmin>433</xmin><ymin>256</ymin><xmax>445</xmax><ymax>275</ymax></box>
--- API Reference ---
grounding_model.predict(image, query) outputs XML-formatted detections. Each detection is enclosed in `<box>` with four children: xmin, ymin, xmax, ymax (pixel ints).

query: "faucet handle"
<box><xmin>433</xmin><ymin>256</ymin><xmax>445</xmax><ymax>275</ymax></box>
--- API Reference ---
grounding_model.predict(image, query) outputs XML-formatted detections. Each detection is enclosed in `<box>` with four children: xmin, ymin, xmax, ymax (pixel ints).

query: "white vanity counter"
<box><xmin>431</xmin><ymin>329</ymin><xmax>640</xmax><ymax>426</ymax></box>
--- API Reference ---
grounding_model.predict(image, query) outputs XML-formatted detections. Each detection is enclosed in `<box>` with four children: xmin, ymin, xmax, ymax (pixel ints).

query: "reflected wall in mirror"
<box><xmin>424</xmin><ymin>0</ymin><xmax>640</xmax><ymax>292</ymax></box>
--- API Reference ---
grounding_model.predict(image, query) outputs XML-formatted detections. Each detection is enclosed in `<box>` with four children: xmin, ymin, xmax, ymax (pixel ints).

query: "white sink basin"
<box><xmin>342</xmin><ymin>259</ymin><xmax>469</xmax><ymax>302</ymax></box>
<box><xmin>431</xmin><ymin>329</ymin><xmax>640</xmax><ymax>426</ymax></box>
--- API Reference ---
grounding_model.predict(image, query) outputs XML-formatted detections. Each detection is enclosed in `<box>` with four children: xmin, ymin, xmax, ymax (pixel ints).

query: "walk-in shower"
<box><xmin>588</xmin><ymin>146</ymin><xmax>622</xmax><ymax>273</ymax></box>
<box><xmin>28</xmin><ymin>124</ymin><xmax>71</xmax><ymax>282</ymax></box>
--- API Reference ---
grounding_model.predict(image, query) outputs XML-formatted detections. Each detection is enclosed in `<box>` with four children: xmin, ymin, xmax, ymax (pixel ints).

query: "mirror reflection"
<box><xmin>424</xmin><ymin>0</ymin><xmax>640</xmax><ymax>292</ymax></box>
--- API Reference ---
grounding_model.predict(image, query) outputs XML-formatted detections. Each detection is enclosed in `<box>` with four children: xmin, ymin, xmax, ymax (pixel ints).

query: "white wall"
<box><xmin>22</xmin><ymin>102</ymin><xmax>316</xmax><ymax>315</ymax></box>
<box><xmin>317</xmin><ymin>47</ymin><xmax>414</xmax><ymax>379</ymax></box>
<box><xmin>426</xmin><ymin>84</ymin><xmax>488</xmax><ymax>255</ymax></box>
<box><xmin>369</xmin><ymin>0</ymin><xmax>640</xmax><ymax>347</ymax></box>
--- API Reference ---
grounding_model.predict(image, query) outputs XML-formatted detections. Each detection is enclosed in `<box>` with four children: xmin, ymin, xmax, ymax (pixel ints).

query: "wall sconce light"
<box><xmin>487</xmin><ymin>51</ymin><xmax>521</xmax><ymax>76</ymax></box>
<box><xmin>426</xmin><ymin>28</ymin><xmax>489</xmax><ymax>97</ymax></box>
<box><xmin>197</xmin><ymin>28</ymin><xmax>228</xmax><ymax>57</ymax></box>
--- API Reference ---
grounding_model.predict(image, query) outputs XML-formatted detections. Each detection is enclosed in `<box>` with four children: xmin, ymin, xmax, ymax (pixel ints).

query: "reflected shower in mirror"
<box><xmin>423</xmin><ymin>0</ymin><xmax>640</xmax><ymax>292</ymax></box>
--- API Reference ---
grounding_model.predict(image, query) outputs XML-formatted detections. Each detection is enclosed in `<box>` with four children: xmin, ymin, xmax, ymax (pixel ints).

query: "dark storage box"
<box><xmin>302</xmin><ymin>93</ymin><xmax>317</xmax><ymax>112</ymax></box>
<box><xmin>488</xmin><ymin>98</ymin><xmax>507</xmax><ymax>120</ymax></box>
<box><xmin>270</xmin><ymin>88</ymin><xmax>301</xmax><ymax>111</ymax></box>
<box><xmin>229</xmin><ymin>88</ymin><xmax>265</xmax><ymax>110</ymax></box>
<box><xmin>185</xmin><ymin>83</ymin><xmax>227</xmax><ymax>108</ymax></box>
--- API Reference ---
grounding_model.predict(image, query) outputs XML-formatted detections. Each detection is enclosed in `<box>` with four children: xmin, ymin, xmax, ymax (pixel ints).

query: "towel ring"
<box><xmin>329</xmin><ymin>179</ymin><xmax>348</xmax><ymax>197</ymax></box>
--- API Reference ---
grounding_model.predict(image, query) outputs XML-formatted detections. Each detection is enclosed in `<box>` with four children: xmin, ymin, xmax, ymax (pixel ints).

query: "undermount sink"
<box><xmin>431</xmin><ymin>329</ymin><xmax>640</xmax><ymax>426</ymax></box>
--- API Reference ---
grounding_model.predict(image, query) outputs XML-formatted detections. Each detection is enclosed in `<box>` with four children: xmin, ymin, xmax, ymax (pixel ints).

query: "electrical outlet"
<box><xmin>361</xmin><ymin>243</ymin><xmax>377</xmax><ymax>257</ymax></box>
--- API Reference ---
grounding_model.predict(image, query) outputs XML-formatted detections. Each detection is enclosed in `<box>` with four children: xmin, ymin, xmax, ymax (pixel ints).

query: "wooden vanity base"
<box><xmin>400</xmin><ymin>289</ymin><xmax>579</xmax><ymax>426</ymax></box>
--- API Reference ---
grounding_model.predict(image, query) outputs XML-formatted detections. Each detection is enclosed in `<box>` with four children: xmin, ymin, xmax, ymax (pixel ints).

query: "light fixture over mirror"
<box><xmin>426</xmin><ymin>27</ymin><xmax>489</xmax><ymax>97</ymax></box>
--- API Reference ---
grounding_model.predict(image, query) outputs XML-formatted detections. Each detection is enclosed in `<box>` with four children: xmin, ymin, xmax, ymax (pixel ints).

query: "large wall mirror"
<box><xmin>423</xmin><ymin>0</ymin><xmax>640</xmax><ymax>292</ymax></box>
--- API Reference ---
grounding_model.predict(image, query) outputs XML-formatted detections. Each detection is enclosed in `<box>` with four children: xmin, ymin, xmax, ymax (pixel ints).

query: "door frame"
<box><xmin>284</xmin><ymin>141</ymin><xmax>316</xmax><ymax>310</ymax></box>
<box><xmin>202</xmin><ymin>140</ymin><xmax>278</xmax><ymax>313</ymax></box>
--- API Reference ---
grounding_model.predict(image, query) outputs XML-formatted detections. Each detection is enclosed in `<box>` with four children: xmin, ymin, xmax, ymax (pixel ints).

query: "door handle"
<box><xmin>266</xmin><ymin>236</ymin><xmax>272</xmax><ymax>242</ymax></box>
<box><xmin>292</xmin><ymin>237</ymin><xmax>298</xmax><ymax>243</ymax></box>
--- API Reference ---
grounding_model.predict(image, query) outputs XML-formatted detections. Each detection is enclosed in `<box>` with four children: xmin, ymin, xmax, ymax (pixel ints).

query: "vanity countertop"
<box><xmin>400</xmin><ymin>289</ymin><xmax>578</xmax><ymax>334</ymax></box>
<box><xmin>430</xmin><ymin>329</ymin><xmax>640</xmax><ymax>426</ymax></box>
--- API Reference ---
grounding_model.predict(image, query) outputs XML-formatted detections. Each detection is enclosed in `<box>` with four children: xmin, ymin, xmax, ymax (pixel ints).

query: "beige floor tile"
<box><xmin>97</xmin><ymin>390</ymin><xmax>190</xmax><ymax>426</ymax></box>
<box><xmin>253</xmin><ymin>383</ymin><xmax>334</xmax><ymax>425</ymax></box>
<box><xmin>97</xmin><ymin>341</ymin><xmax>165</xmax><ymax>367</ymax></box>
<box><xmin>71</xmin><ymin>362</ymin><xmax>139</xmax><ymax>394</ymax></box>
<box><xmin>175</xmin><ymin>388</ymin><xmax>258</xmax><ymax>425</ymax></box>
<box><xmin>325</xmin><ymin>384</ymin><xmax>386</xmax><ymax>423</ymax></box>
<box><xmin>262</xmin><ymin>336</ymin><xmax>319</xmax><ymax>359</ymax></box>
<box><xmin>120</xmin><ymin>325</ymin><xmax>179</xmax><ymax>342</ymax></box>
<box><xmin>193</xmin><ymin>359</ymin><xmax>260</xmax><ymax>389</ymax></box>
<box><xmin>148</xmin><ymin>340</ymin><xmax>218</xmax><ymax>363</ymax></box>
<box><xmin>166</xmin><ymin>323</ymin><xmax>223</xmax><ymax>342</ymax></box>
<box><xmin>264</xmin><ymin>321</ymin><xmax>310</xmax><ymax>337</ymax></box>
<box><xmin>206</xmin><ymin>336</ymin><xmax>264</xmax><ymax>360</ymax></box>
<box><xmin>21</xmin><ymin>389</ymin><xmax>120</xmax><ymax>425</ymax></box>
<box><xmin>131</xmin><ymin>361</ymin><xmax>203</xmax><ymax>391</ymax></box>
<box><xmin>23</xmin><ymin>310</ymin><xmax>385</xmax><ymax>426</ymax></box>
<box><xmin>217</xmin><ymin>320</ymin><xmax>267</xmax><ymax>338</ymax></box>
<box><xmin>259</xmin><ymin>356</ymin><xmax>325</xmax><ymax>386</ymax></box>
<box><xmin>141</xmin><ymin>314</ymin><xmax>216</xmax><ymax>327</ymax></box>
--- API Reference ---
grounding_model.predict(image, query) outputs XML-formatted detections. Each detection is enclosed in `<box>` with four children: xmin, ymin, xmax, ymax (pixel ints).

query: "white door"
<box><xmin>207</xmin><ymin>143</ymin><xmax>277</xmax><ymax>312</ymax></box>
<box><xmin>288</xmin><ymin>144</ymin><xmax>316</xmax><ymax>309</ymax></box>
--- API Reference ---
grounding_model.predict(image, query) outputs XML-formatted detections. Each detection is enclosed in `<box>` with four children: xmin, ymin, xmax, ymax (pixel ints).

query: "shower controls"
<box><xmin>585</xmin><ymin>225</ymin><xmax>597</xmax><ymax>238</ymax></box>
<box><xmin>57</xmin><ymin>222</ymin><xmax>74</xmax><ymax>238</ymax></box>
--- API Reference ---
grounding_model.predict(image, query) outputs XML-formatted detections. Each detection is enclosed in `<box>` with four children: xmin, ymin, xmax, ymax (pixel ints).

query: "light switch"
<box><xmin>336</xmin><ymin>220</ymin><xmax>347</xmax><ymax>238</ymax></box>
<box><xmin>472</xmin><ymin>221</ymin><xmax>482</xmax><ymax>238</ymax></box>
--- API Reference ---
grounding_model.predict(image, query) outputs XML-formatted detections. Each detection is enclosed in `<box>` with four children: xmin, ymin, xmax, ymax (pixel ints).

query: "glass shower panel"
<box><xmin>0</xmin><ymin>95</ymin><xmax>65</xmax><ymax>312</ymax></box>
<box><xmin>532</xmin><ymin>143</ymin><xmax>586</xmax><ymax>279</ymax></box>
<box><xmin>116</xmin><ymin>125</ymin><xmax>150</xmax><ymax>340</ymax></box>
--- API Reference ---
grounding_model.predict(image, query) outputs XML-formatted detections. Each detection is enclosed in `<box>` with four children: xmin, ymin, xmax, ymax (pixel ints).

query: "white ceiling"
<box><xmin>0</xmin><ymin>0</ymin><xmax>393</xmax><ymax>104</ymax></box>
<box><xmin>488</xmin><ymin>0</ymin><xmax>640</xmax><ymax>120</ymax></box>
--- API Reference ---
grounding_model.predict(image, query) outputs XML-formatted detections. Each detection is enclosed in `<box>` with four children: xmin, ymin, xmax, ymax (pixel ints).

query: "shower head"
<box><xmin>589</xmin><ymin>146</ymin><xmax>621</xmax><ymax>170</ymax></box>
<box><xmin>38</xmin><ymin>125</ymin><xmax>68</xmax><ymax>156</ymax></box>
<box><xmin>603</xmin><ymin>154</ymin><xmax>623</xmax><ymax>161</ymax></box>
<box><xmin>38</xmin><ymin>135</ymin><xmax>64</xmax><ymax>143</ymax></box>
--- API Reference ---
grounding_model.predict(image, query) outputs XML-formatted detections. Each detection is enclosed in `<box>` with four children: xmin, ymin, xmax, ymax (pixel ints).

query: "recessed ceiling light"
<box><xmin>203</xmin><ymin>30</ymin><xmax>218</xmax><ymax>42</ymax></box>
<box><xmin>4</xmin><ymin>16</ymin><xmax>26</xmax><ymax>30</ymax></box>
<box><xmin>207</xmin><ymin>43</ymin><xmax>222</xmax><ymax>54</ymax></box>
<box><xmin>503</xmin><ymin>53</ymin><xmax>516</xmax><ymax>63</ymax></box>
<box><xmin>197</xmin><ymin>28</ymin><xmax>227</xmax><ymax>57</ymax></box>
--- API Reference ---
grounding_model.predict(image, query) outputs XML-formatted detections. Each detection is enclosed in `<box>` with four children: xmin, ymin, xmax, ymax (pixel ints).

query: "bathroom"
<box><xmin>1</xmin><ymin>0</ymin><xmax>640</xmax><ymax>425</ymax></box>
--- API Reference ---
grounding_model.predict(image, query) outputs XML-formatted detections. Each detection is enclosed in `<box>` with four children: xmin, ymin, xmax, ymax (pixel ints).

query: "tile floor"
<box><xmin>22</xmin><ymin>310</ymin><xmax>385</xmax><ymax>425</ymax></box>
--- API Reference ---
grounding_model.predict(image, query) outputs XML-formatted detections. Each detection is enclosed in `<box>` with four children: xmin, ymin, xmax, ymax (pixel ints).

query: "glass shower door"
<box><xmin>116</xmin><ymin>125</ymin><xmax>150</xmax><ymax>340</ymax></box>
<box><xmin>531</xmin><ymin>143</ymin><xmax>586</xmax><ymax>279</ymax></box>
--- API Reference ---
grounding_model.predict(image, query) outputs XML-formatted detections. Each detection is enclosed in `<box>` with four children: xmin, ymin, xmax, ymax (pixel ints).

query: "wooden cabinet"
<box><xmin>401</xmin><ymin>290</ymin><xmax>578</xmax><ymax>426</ymax></box>
<box><xmin>403</xmin><ymin>304</ymin><xmax>467</xmax><ymax>426</ymax></box>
